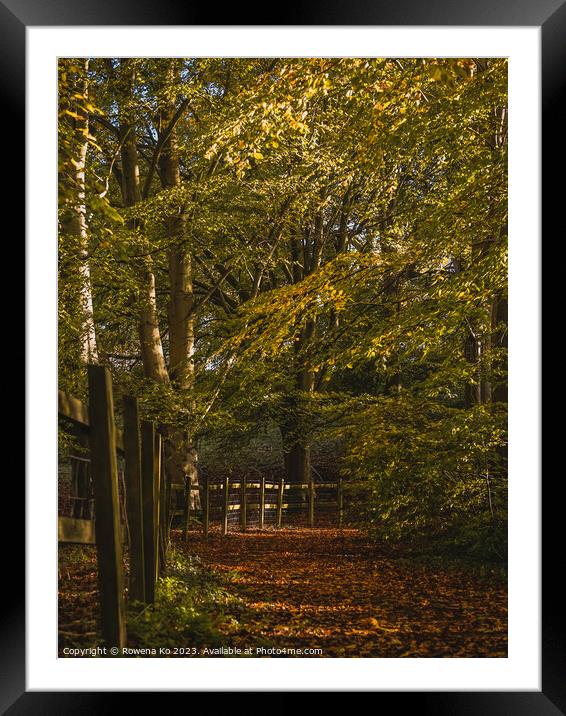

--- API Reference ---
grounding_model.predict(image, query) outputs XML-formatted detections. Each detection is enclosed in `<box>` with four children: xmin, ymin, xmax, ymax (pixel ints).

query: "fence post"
<box><xmin>123</xmin><ymin>396</ymin><xmax>145</xmax><ymax>604</ymax></box>
<box><xmin>87</xmin><ymin>364</ymin><xmax>126</xmax><ymax>649</ymax></box>
<box><xmin>338</xmin><ymin>476</ymin><xmax>344</xmax><ymax>528</ymax></box>
<box><xmin>241</xmin><ymin>476</ymin><xmax>247</xmax><ymax>532</ymax></box>
<box><xmin>222</xmin><ymin>475</ymin><xmax>230</xmax><ymax>535</ymax></box>
<box><xmin>309</xmin><ymin>474</ymin><xmax>315</xmax><ymax>527</ymax></box>
<box><xmin>141</xmin><ymin>421</ymin><xmax>156</xmax><ymax>603</ymax></box>
<box><xmin>155</xmin><ymin>433</ymin><xmax>164</xmax><ymax>576</ymax></box>
<box><xmin>184</xmin><ymin>477</ymin><xmax>191</xmax><ymax>542</ymax></box>
<box><xmin>203</xmin><ymin>473</ymin><xmax>209</xmax><ymax>537</ymax></box>
<box><xmin>259</xmin><ymin>476</ymin><xmax>265</xmax><ymax>530</ymax></box>
<box><xmin>277</xmin><ymin>478</ymin><xmax>284</xmax><ymax>528</ymax></box>
<box><xmin>161</xmin><ymin>437</ymin><xmax>170</xmax><ymax>545</ymax></box>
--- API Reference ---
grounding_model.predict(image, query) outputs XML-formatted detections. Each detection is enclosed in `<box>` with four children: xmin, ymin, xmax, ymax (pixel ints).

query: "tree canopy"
<box><xmin>58</xmin><ymin>57</ymin><xmax>507</xmax><ymax>558</ymax></box>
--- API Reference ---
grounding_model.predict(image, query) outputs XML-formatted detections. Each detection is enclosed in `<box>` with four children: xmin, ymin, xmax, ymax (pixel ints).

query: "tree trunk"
<box><xmin>157</xmin><ymin>74</ymin><xmax>199</xmax><ymax>501</ymax></box>
<box><xmin>282</xmin><ymin>320</ymin><xmax>316</xmax><ymax>490</ymax></box>
<box><xmin>463</xmin><ymin>234</ymin><xmax>499</xmax><ymax>408</ymax></box>
<box><xmin>117</xmin><ymin>59</ymin><xmax>168</xmax><ymax>384</ymax></box>
<box><xmin>59</xmin><ymin>58</ymin><xmax>98</xmax><ymax>365</ymax></box>
<box><xmin>491</xmin><ymin>293</ymin><xmax>508</xmax><ymax>404</ymax></box>
<box><xmin>465</xmin><ymin>62</ymin><xmax>507</xmax><ymax>407</ymax></box>
<box><xmin>137</xmin><ymin>269</ymin><xmax>170</xmax><ymax>383</ymax></box>
<box><xmin>464</xmin><ymin>326</ymin><xmax>481</xmax><ymax>408</ymax></box>
<box><xmin>380</xmin><ymin>237</ymin><xmax>402</xmax><ymax>395</ymax></box>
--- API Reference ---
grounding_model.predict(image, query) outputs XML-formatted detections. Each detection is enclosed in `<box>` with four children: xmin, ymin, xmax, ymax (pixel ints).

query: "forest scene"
<box><xmin>58</xmin><ymin>57</ymin><xmax>508</xmax><ymax>658</ymax></box>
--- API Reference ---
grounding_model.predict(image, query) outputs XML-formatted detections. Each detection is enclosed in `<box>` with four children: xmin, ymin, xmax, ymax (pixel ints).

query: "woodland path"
<box><xmin>179</xmin><ymin>527</ymin><xmax>508</xmax><ymax>658</ymax></box>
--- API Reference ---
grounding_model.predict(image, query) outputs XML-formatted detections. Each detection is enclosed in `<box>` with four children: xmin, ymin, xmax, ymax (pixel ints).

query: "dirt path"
<box><xmin>181</xmin><ymin>527</ymin><xmax>507</xmax><ymax>658</ymax></box>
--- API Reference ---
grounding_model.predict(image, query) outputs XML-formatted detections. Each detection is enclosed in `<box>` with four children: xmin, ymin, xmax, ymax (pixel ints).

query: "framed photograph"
<box><xmin>10</xmin><ymin>0</ymin><xmax>554</xmax><ymax>709</ymax></box>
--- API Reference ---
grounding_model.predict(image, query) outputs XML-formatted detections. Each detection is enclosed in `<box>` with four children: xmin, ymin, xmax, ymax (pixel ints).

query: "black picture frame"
<box><xmin>9</xmin><ymin>1</ymin><xmax>554</xmax><ymax>710</ymax></box>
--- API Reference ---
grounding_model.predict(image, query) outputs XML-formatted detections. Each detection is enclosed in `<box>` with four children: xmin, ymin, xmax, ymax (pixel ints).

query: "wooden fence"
<box><xmin>58</xmin><ymin>365</ymin><xmax>166</xmax><ymax>650</ymax></box>
<box><xmin>58</xmin><ymin>364</ymin><xmax>344</xmax><ymax>649</ymax></box>
<box><xmin>184</xmin><ymin>474</ymin><xmax>344</xmax><ymax>537</ymax></box>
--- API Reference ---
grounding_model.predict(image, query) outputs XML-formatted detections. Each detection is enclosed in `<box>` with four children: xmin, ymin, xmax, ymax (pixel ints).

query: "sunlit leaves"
<box><xmin>58</xmin><ymin>57</ymin><xmax>508</xmax><ymax>554</ymax></box>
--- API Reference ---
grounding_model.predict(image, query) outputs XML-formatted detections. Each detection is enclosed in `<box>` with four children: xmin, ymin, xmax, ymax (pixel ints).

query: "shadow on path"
<box><xmin>178</xmin><ymin>527</ymin><xmax>507</xmax><ymax>658</ymax></box>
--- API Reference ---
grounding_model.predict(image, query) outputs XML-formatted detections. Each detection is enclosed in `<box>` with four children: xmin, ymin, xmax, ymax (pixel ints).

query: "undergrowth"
<box><xmin>126</xmin><ymin>548</ymin><xmax>245</xmax><ymax>654</ymax></box>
